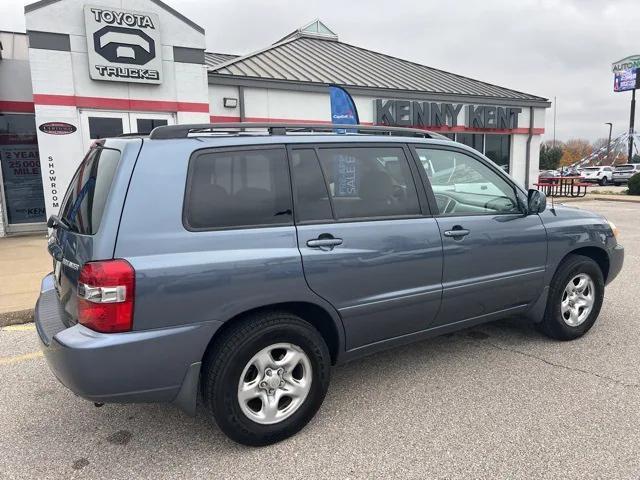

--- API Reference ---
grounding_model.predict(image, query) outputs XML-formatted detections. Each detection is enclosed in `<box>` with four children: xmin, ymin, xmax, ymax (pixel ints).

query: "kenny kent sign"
<box><xmin>84</xmin><ymin>5</ymin><xmax>162</xmax><ymax>84</ymax></box>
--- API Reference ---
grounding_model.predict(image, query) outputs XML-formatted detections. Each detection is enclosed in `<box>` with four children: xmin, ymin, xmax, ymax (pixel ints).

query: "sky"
<box><xmin>1</xmin><ymin>0</ymin><xmax>637</xmax><ymax>143</ymax></box>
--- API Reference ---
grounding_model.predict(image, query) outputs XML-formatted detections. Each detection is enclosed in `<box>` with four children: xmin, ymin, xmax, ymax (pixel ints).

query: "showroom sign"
<box><xmin>84</xmin><ymin>5</ymin><xmax>162</xmax><ymax>84</ymax></box>
<box><xmin>374</xmin><ymin>99</ymin><xmax>522</xmax><ymax>130</ymax></box>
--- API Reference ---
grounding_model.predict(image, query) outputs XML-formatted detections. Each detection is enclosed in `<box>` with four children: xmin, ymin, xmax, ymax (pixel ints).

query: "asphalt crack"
<box><xmin>467</xmin><ymin>334</ymin><xmax>640</xmax><ymax>389</ymax></box>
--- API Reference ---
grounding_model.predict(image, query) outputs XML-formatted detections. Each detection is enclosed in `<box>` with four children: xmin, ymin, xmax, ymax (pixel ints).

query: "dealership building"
<box><xmin>0</xmin><ymin>0</ymin><xmax>549</xmax><ymax>236</ymax></box>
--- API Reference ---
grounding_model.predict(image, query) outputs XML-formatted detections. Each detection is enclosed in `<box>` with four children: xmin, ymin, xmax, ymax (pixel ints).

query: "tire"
<box><xmin>599</xmin><ymin>176</ymin><xmax>608</xmax><ymax>186</ymax></box>
<box><xmin>538</xmin><ymin>254</ymin><xmax>604</xmax><ymax>341</ymax></box>
<box><xmin>614</xmin><ymin>182</ymin><xmax>621</xmax><ymax>186</ymax></box>
<box><xmin>202</xmin><ymin>311</ymin><xmax>331</xmax><ymax>446</ymax></box>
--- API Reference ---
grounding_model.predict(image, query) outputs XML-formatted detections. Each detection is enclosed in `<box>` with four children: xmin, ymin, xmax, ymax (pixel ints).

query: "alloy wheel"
<box><xmin>237</xmin><ymin>343</ymin><xmax>312</xmax><ymax>425</ymax></box>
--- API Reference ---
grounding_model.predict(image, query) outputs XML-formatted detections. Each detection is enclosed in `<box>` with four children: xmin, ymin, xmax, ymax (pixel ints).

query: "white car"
<box><xmin>581</xmin><ymin>166</ymin><xmax>614</xmax><ymax>186</ymax></box>
<box><xmin>612</xmin><ymin>163</ymin><xmax>640</xmax><ymax>185</ymax></box>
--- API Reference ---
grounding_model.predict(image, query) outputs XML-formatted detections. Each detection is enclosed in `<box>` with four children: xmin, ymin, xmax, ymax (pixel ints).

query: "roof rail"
<box><xmin>148</xmin><ymin>122</ymin><xmax>446</xmax><ymax>140</ymax></box>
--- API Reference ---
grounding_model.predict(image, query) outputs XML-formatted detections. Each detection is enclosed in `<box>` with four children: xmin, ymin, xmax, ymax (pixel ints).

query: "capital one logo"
<box><xmin>93</xmin><ymin>25</ymin><xmax>155</xmax><ymax>65</ymax></box>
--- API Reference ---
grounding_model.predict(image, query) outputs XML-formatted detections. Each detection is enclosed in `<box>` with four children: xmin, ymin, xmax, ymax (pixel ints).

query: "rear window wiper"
<box><xmin>47</xmin><ymin>214</ymin><xmax>70</xmax><ymax>231</ymax></box>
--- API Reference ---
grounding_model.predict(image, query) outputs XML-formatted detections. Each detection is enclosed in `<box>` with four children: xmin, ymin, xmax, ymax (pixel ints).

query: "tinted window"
<box><xmin>185</xmin><ymin>148</ymin><xmax>292</xmax><ymax>229</ymax></box>
<box><xmin>59</xmin><ymin>147</ymin><xmax>120</xmax><ymax>234</ymax></box>
<box><xmin>416</xmin><ymin>148</ymin><xmax>520</xmax><ymax>215</ymax></box>
<box><xmin>315</xmin><ymin>147</ymin><xmax>420</xmax><ymax>219</ymax></box>
<box><xmin>87</xmin><ymin>117</ymin><xmax>123</xmax><ymax>139</ymax></box>
<box><xmin>485</xmin><ymin>134</ymin><xmax>511</xmax><ymax>172</ymax></box>
<box><xmin>290</xmin><ymin>149</ymin><xmax>333</xmax><ymax>222</ymax></box>
<box><xmin>456</xmin><ymin>133</ymin><xmax>484</xmax><ymax>152</ymax></box>
<box><xmin>136</xmin><ymin>119</ymin><xmax>168</xmax><ymax>135</ymax></box>
<box><xmin>0</xmin><ymin>113</ymin><xmax>46</xmax><ymax>224</ymax></box>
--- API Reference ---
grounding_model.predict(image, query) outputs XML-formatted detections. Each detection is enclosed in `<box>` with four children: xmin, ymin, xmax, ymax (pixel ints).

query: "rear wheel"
<box><xmin>202</xmin><ymin>311</ymin><xmax>331</xmax><ymax>446</ymax></box>
<box><xmin>599</xmin><ymin>176</ymin><xmax>609</xmax><ymax>186</ymax></box>
<box><xmin>538</xmin><ymin>255</ymin><xmax>604</xmax><ymax>340</ymax></box>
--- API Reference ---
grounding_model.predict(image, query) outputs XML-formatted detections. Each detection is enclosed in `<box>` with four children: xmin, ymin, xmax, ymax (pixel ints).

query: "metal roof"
<box><xmin>209</xmin><ymin>27</ymin><xmax>548</xmax><ymax>104</ymax></box>
<box><xmin>205</xmin><ymin>52</ymin><xmax>239</xmax><ymax>68</ymax></box>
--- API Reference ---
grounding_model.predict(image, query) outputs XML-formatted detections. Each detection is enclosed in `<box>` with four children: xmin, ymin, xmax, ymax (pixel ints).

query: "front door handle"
<box><xmin>443</xmin><ymin>227</ymin><xmax>470</xmax><ymax>238</ymax></box>
<box><xmin>307</xmin><ymin>235</ymin><xmax>343</xmax><ymax>250</ymax></box>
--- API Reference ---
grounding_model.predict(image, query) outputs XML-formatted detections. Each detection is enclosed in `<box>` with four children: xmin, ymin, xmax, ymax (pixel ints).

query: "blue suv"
<box><xmin>36</xmin><ymin>123</ymin><xmax>624</xmax><ymax>446</ymax></box>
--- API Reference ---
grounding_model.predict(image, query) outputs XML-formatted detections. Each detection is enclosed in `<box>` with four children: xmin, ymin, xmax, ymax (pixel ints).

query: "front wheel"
<box><xmin>202</xmin><ymin>311</ymin><xmax>331</xmax><ymax>446</ymax></box>
<box><xmin>538</xmin><ymin>255</ymin><xmax>604</xmax><ymax>341</ymax></box>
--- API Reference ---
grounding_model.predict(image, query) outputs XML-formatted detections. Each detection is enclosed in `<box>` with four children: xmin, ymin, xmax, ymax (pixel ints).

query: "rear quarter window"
<box><xmin>184</xmin><ymin>147</ymin><xmax>293</xmax><ymax>230</ymax></box>
<box><xmin>59</xmin><ymin>146</ymin><xmax>121</xmax><ymax>235</ymax></box>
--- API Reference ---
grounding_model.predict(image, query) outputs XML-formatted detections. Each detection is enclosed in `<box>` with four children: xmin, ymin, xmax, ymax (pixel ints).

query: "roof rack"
<box><xmin>148</xmin><ymin>122</ymin><xmax>446</xmax><ymax>140</ymax></box>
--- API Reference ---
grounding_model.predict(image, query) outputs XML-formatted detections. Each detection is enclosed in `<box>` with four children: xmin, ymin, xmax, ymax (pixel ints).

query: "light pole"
<box><xmin>605</xmin><ymin>122</ymin><xmax>613</xmax><ymax>164</ymax></box>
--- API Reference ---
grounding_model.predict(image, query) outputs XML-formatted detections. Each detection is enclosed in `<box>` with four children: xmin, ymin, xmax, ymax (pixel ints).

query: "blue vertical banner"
<box><xmin>329</xmin><ymin>85</ymin><xmax>360</xmax><ymax>195</ymax></box>
<box><xmin>329</xmin><ymin>85</ymin><xmax>359</xmax><ymax>132</ymax></box>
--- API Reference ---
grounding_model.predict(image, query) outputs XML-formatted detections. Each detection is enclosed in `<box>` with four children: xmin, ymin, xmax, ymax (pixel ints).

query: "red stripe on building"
<box><xmin>32</xmin><ymin>94</ymin><xmax>209</xmax><ymax>113</ymax></box>
<box><xmin>0</xmin><ymin>100</ymin><xmax>36</xmax><ymax>113</ymax></box>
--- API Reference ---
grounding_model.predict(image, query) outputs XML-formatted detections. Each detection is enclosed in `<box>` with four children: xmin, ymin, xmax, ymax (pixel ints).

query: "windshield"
<box><xmin>59</xmin><ymin>146</ymin><xmax>121</xmax><ymax>235</ymax></box>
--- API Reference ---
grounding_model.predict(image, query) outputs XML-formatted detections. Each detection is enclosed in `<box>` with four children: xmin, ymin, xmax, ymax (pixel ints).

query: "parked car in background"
<box><xmin>612</xmin><ymin>163</ymin><xmax>640</xmax><ymax>185</ymax></box>
<box><xmin>581</xmin><ymin>166</ymin><xmax>614</xmax><ymax>186</ymax></box>
<box><xmin>560</xmin><ymin>167</ymin><xmax>581</xmax><ymax>176</ymax></box>
<box><xmin>36</xmin><ymin>123</ymin><xmax>624</xmax><ymax>446</ymax></box>
<box><xmin>539</xmin><ymin>169</ymin><xmax>560</xmax><ymax>179</ymax></box>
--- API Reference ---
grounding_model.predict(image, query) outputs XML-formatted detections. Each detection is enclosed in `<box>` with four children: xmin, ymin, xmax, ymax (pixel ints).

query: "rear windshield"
<box><xmin>59</xmin><ymin>146</ymin><xmax>120</xmax><ymax>235</ymax></box>
<box><xmin>615</xmin><ymin>165</ymin><xmax>635</xmax><ymax>171</ymax></box>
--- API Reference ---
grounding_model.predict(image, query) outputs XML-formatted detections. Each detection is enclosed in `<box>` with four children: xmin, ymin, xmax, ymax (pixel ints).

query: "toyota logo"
<box><xmin>93</xmin><ymin>25</ymin><xmax>155</xmax><ymax>65</ymax></box>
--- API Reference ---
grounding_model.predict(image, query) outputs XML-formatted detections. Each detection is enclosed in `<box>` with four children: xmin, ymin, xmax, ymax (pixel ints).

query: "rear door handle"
<box><xmin>307</xmin><ymin>236</ymin><xmax>343</xmax><ymax>250</ymax></box>
<box><xmin>443</xmin><ymin>228</ymin><xmax>470</xmax><ymax>238</ymax></box>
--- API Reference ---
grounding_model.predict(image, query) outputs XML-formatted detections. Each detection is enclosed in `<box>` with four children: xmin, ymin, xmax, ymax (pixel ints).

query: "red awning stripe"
<box><xmin>32</xmin><ymin>94</ymin><xmax>209</xmax><ymax>113</ymax></box>
<box><xmin>0</xmin><ymin>100</ymin><xmax>36</xmax><ymax>113</ymax></box>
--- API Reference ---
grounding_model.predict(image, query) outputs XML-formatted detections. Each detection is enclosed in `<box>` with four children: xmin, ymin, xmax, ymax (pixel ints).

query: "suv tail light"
<box><xmin>77</xmin><ymin>259</ymin><xmax>135</xmax><ymax>333</ymax></box>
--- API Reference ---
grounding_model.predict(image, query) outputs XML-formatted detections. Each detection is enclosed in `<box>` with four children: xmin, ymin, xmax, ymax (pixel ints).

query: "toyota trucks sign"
<box><xmin>84</xmin><ymin>5</ymin><xmax>162</xmax><ymax>84</ymax></box>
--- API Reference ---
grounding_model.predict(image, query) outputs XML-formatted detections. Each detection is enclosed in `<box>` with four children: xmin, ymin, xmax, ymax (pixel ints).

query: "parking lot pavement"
<box><xmin>1</xmin><ymin>200</ymin><xmax>639</xmax><ymax>480</ymax></box>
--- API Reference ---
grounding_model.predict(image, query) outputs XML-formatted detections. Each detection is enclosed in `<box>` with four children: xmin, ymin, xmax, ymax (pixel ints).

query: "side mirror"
<box><xmin>527</xmin><ymin>189</ymin><xmax>547</xmax><ymax>214</ymax></box>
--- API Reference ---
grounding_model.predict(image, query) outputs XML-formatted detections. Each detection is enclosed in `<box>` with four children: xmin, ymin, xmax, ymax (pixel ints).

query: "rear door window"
<box><xmin>312</xmin><ymin>146</ymin><xmax>421</xmax><ymax>220</ymax></box>
<box><xmin>184</xmin><ymin>147</ymin><xmax>293</xmax><ymax>230</ymax></box>
<box><xmin>59</xmin><ymin>146</ymin><xmax>120</xmax><ymax>235</ymax></box>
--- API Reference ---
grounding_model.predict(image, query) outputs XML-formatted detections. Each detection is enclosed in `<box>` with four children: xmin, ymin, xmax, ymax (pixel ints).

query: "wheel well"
<box><xmin>202</xmin><ymin>302</ymin><xmax>341</xmax><ymax>367</ymax></box>
<box><xmin>562</xmin><ymin>246</ymin><xmax>610</xmax><ymax>282</ymax></box>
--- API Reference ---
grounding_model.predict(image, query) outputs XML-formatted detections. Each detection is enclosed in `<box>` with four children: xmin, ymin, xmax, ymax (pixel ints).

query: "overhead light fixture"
<box><xmin>223</xmin><ymin>97</ymin><xmax>238</xmax><ymax>108</ymax></box>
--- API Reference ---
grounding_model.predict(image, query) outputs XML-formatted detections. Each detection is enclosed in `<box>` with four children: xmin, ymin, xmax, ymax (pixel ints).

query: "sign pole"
<box><xmin>629</xmin><ymin>89</ymin><xmax>636</xmax><ymax>163</ymax></box>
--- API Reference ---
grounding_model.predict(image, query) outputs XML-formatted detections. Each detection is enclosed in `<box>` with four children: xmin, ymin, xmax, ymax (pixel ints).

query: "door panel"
<box><xmin>297</xmin><ymin>219</ymin><xmax>443</xmax><ymax>349</ymax></box>
<box><xmin>289</xmin><ymin>145</ymin><xmax>443</xmax><ymax>350</ymax></box>
<box><xmin>412</xmin><ymin>145</ymin><xmax>548</xmax><ymax>326</ymax></box>
<box><xmin>435</xmin><ymin>214</ymin><xmax>546</xmax><ymax>325</ymax></box>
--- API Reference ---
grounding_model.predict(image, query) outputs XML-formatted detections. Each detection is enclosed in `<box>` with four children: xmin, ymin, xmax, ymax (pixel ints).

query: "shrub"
<box><xmin>628</xmin><ymin>172</ymin><xmax>640</xmax><ymax>195</ymax></box>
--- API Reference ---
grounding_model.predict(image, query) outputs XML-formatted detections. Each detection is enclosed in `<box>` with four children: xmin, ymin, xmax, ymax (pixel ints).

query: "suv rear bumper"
<box><xmin>35</xmin><ymin>274</ymin><xmax>221</xmax><ymax>409</ymax></box>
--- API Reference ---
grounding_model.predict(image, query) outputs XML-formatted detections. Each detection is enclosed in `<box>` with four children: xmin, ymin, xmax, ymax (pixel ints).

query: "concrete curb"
<box><xmin>559</xmin><ymin>195</ymin><xmax>640</xmax><ymax>204</ymax></box>
<box><xmin>0</xmin><ymin>309</ymin><xmax>34</xmax><ymax>328</ymax></box>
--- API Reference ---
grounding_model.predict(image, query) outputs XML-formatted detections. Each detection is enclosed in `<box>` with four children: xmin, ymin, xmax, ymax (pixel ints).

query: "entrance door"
<box><xmin>79</xmin><ymin>111</ymin><xmax>174</xmax><ymax>147</ymax></box>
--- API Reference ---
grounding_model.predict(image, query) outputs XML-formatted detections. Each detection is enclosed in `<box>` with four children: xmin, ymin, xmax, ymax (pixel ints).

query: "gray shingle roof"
<box><xmin>205</xmin><ymin>52</ymin><xmax>239</xmax><ymax>68</ymax></box>
<box><xmin>209</xmin><ymin>34</ymin><xmax>547</xmax><ymax>103</ymax></box>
